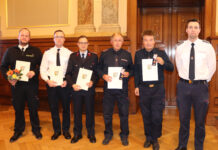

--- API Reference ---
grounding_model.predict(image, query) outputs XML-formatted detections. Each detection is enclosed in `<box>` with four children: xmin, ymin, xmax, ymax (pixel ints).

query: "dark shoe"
<box><xmin>102</xmin><ymin>136</ymin><xmax>112</xmax><ymax>145</ymax></box>
<box><xmin>144</xmin><ymin>140</ymin><xmax>152</xmax><ymax>148</ymax></box>
<box><xmin>63</xmin><ymin>131</ymin><xmax>71</xmax><ymax>139</ymax></box>
<box><xmin>9</xmin><ymin>132</ymin><xmax>22</xmax><ymax>143</ymax></box>
<box><xmin>152</xmin><ymin>141</ymin><xmax>160</xmax><ymax>150</ymax></box>
<box><xmin>33</xmin><ymin>131</ymin><xmax>42</xmax><ymax>139</ymax></box>
<box><xmin>175</xmin><ymin>146</ymin><xmax>187</xmax><ymax>150</ymax></box>
<box><xmin>71</xmin><ymin>135</ymin><xmax>82</xmax><ymax>143</ymax></box>
<box><xmin>88</xmin><ymin>135</ymin><xmax>96</xmax><ymax>143</ymax></box>
<box><xmin>51</xmin><ymin>132</ymin><xmax>61</xmax><ymax>140</ymax></box>
<box><xmin>121</xmin><ymin>137</ymin><xmax>129</xmax><ymax>146</ymax></box>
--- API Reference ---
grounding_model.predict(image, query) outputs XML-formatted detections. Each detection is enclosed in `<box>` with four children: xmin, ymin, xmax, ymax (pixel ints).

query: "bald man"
<box><xmin>97</xmin><ymin>33</ymin><xmax>134</xmax><ymax>146</ymax></box>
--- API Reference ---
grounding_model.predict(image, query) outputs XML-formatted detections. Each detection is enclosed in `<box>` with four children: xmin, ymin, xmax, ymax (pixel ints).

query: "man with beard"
<box><xmin>0</xmin><ymin>28</ymin><xmax>42</xmax><ymax>142</ymax></box>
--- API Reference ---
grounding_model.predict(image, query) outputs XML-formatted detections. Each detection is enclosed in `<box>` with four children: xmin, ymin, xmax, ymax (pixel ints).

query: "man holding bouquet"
<box><xmin>0</xmin><ymin>28</ymin><xmax>42</xmax><ymax>142</ymax></box>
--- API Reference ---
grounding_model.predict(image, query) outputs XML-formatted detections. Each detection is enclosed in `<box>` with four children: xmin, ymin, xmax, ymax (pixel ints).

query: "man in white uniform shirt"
<box><xmin>40</xmin><ymin>30</ymin><xmax>72</xmax><ymax>140</ymax></box>
<box><xmin>175</xmin><ymin>19</ymin><xmax>216</xmax><ymax>150</ymax></box>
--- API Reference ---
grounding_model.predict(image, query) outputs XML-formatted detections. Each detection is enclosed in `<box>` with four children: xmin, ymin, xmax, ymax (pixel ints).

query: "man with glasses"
<box><xmin>40</xmin><ymin>30</ymin><xmax>72</xmax><ymax>140</ymax></box>
<box><xmin>65</xmin><ymin>35</ymin><xmax>98</xmax><ymax>144</ymax></box>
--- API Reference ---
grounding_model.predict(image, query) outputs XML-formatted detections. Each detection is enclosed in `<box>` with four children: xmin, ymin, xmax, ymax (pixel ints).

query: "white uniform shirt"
<box><xmin>40</xmin><ymin>46</ymin><xmax>72</xmax><ymax>81</ymax></box>
<box><xmin>80</xmin><ymin>50</ymin><xmax>88</xmax><ymax>58</ymax></box>
<box><xmin>18</xmin><ymin>44</ymin><xmax>29</xmax><ymax>51</ymax></box>
<box><xmin>175</xmin><ymin>39</ymin><xmax>216</xmax><ymax>82</ymax></box>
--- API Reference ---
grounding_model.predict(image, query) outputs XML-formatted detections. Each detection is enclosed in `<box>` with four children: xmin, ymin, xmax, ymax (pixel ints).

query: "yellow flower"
<box><xmin>12</xmin><ymin>74</ymin><xmax>17</xmax><ymax>79</ymax></box>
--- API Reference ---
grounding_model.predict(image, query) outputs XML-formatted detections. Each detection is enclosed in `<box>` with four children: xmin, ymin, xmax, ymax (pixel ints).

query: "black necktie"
<box><xmin>56</xmin><ymin>49</ymin><xmax>60</xmax><ymax>66</ymax></box>
<box><xmin>21</xmin><ymin>48</ymin><xmax>24</xmax><ymax>55</ymax></box>
<box><xmin>81</xmin><ymin>53</ymin><xmax>85</xmax><ymax>60</ymax></box>
<box><xmin>189</xmin><ymin>43</ymin><xmax>195</xmax><ymax>81</ymax></box>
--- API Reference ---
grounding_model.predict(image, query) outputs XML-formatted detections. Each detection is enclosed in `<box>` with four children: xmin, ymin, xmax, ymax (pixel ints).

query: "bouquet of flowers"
<box><xmin>7</xmin><ymin>69</ymin><xmax>23</xmax><ymax>81</ymax></box>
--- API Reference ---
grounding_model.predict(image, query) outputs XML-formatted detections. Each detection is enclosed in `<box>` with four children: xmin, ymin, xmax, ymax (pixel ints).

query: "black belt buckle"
<box><xmin>149</xmin><ymin>84</ymin><xmax>154</xmax><ymax>88</ymax></box>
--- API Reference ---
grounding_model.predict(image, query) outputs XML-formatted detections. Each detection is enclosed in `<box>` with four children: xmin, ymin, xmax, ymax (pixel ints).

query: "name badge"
<box><xmin>26</xmin><ymin>54</ymin><xmax>34</xmax><ymax>58</ymax></box>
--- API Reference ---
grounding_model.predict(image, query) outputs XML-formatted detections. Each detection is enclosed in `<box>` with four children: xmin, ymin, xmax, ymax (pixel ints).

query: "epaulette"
<box><xmin>176</xmin><ymin>41</ymin><xmax>184</xmax><ymax>47</ymax></box>
<box><xmin>91</xmin><ymin>51</ymin><xmax>97</xmax><ymax>55</ymax></box>
<box><xmin>202</xmin><ymin>40</ymin><xmax>210</xmax><ymax>44</ymax></box>
<box><xmin>102</xmin><ymin>49</ymin><xmax>109</xmax><ymax>52</ymax></box>
<box><xmin>136</xmin><ymin>49</ymin><xmax>142</xmax><ymax>52</ymax></box>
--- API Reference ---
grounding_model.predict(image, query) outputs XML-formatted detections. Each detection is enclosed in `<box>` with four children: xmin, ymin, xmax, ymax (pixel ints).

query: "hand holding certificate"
<box><xmin>15</xmin><ymin>60</ymin><xmax>31</xmax><ymax>82</ymax></box>
<box><xmin>142</xmin><ymin>59</ymin><xmax>158</xmax><ymax>81</ymax></box>
<box><xmin>76</xmin><ymin>68</ymin><xmax>93</xmax><ymax>91</ymax></box>
<box><xmin>49</xmin><ymin>66</ymin><xmax>64</xmax><ymax>86</ymax></box>
<box><xmin>107</xmin><ymin>67</ymin><xmax>123</xmax><ymax>89</ymax></box>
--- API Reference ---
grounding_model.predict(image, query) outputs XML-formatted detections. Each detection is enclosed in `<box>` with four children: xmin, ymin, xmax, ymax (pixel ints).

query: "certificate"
<box><xmin>15</xmin><ymin>60</ymin><xmax>30</xmax><ymax>82</ymax></box>
<box><xmin>49</xmin><ymin>66</ymin><xmax>64</xmax><ymax>86</ymax></box>
<box><xmin>142</xmin><ymin>59</ymin><xmax>158</xmax><ymax>81</ymax></box>
<box><xmin>76</xmin><ymin>68</ymin><xmax>93</xmax><ymax>91</ymax></box>
<box><xmin>108</xmin><ymin>67</ymin><xmax>123</xmax><ymax>89</ymax></box>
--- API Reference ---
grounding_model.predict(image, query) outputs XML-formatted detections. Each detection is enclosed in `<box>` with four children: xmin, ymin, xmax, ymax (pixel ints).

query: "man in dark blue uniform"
<box><xmin>65</xmin><ymin>35</ymin><xmax>99</xmax><ymax>144</ymax></box>
<box><xmin>97</xmin><ymin>33</ymin><xmax>134</xmax><ymax>146</ymax></box>
<box><xmin>175</xmin><ymin>19</ymin><xmax>216</xmax><ymax>150</ymax></box>
<box><xmin>0</xmin><ymin>28</ymin><xmax>42</xmax><ymax>142</ymax></box>
<box><xmin>134</xmin><ymin>30</ymin><xmax>174</xmax><ymax>150</ymax></box>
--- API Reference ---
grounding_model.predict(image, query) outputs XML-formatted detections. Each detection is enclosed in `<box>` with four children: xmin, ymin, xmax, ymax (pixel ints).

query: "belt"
<box><xmin>141</xmin><ymin>82</ymin><xmax>162</xmax><ymax>88</ymax></box>
<box><xmin>180</xmin><ymin>78</ymin><xmax>206</xmax><ymax>84</ymax></box>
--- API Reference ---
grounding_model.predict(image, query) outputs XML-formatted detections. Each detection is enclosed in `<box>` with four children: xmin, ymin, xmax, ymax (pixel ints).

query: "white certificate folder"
<box><xmin>142</xmin><ymin>59</ymin><xmax>158</xmax><ymax>81</ymax></box>
<box><xmin>15</xmin><ymin>60</ymin><xmax>30</xmax><ymax>82</ymax></box>
<box><xmin>49</xmin><ymin>66</ymin><xmax>64</xmax><ymax>86</ymax></box>
<box><xmin>107</xmin><ymin>67</ymin><xmax>123</xmax><ymax>89</ymax></box>
<box><xmin>76</xmin><ymin>68</ymin><xmax>93</xmax><ymax>91</ymax></box>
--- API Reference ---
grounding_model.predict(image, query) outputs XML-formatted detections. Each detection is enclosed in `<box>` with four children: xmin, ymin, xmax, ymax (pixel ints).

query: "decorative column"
<box><xmin>99</xmin><ymin>0</ymin><xmax>121</xmax><ymax>32</ymax></box>
<box><xmin>75</xmin><ymin>0</ymin><xmax>96</xmax><ymax>33</ymax></box>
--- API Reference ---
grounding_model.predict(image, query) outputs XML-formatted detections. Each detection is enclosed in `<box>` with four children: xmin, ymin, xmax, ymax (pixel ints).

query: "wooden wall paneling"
<box><xmin>204</xmin><ymin>0</ymin><xmax>213</xmax><ymax>39</ymax></box>
<box><xmin>211</xmin><ymin>0</ymin><xmax>217</xmax><ymax>37</ymax></box>
<box><xmin>207</xmin><ymin>38</ymin><xmax>218</xmax><ymax>125</ymax></box>
<box><xmin>138</xmin><ymin>0</ymin><xmax>204</xmax><ymax>7</ymax></box>
<box><xmin>204</xmin><ymin>0</ymin><xmax>218</xmax><ymax>126</ymax></box>
<box><xmin>0</xmin><ymin>37</ymin><xmax>136</xmax><ymax>113</ymax></box>
<box><xmin>127</xmin><ymin>0</ymin><xmax>138</xmax><ymax>113</ymax></box>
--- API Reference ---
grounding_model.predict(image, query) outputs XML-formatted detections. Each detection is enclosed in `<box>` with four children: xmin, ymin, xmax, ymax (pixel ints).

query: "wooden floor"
<box><xmin>0</xmin><ymin>105</ymin><xmax>217</xmax><ymax>150</ymax></box>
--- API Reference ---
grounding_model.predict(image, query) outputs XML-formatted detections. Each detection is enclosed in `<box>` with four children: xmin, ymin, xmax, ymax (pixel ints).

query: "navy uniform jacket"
<box><xmin>65</xmin><ymin>51</ymin><xmax>99</xmax><ymax>92</ymax></box>
<box><xmin>0</xmin><ymin>45</ymin><xmax>42</xmax><ymax>87</ymax></box>
<box><xmin>97</xmin><ymin>48</ymin><xmax>134</xmax><ymax>91</ymax></box>
<box><xmin>134</xmin><ymin>48</ymin><xmax>174</xmax><ymax>88</ymax></box>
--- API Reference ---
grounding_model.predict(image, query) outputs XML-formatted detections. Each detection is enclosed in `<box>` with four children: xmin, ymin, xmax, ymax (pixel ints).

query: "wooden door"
<box><xmin>138</xmin><ymin>6</ymin><xmax>203</xmax><ymax>106</ymax></box>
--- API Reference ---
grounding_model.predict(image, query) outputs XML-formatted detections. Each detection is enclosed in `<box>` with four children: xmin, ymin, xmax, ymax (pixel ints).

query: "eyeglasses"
<box><xmin>78</xmin><ymin>42</ymin><xmax>88</xmax><ymax>45</ymax></box>
<box><xmin>54</xmin><ymin>36</ymin><xmax>64</xmax><ymax>39</ymax></box>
